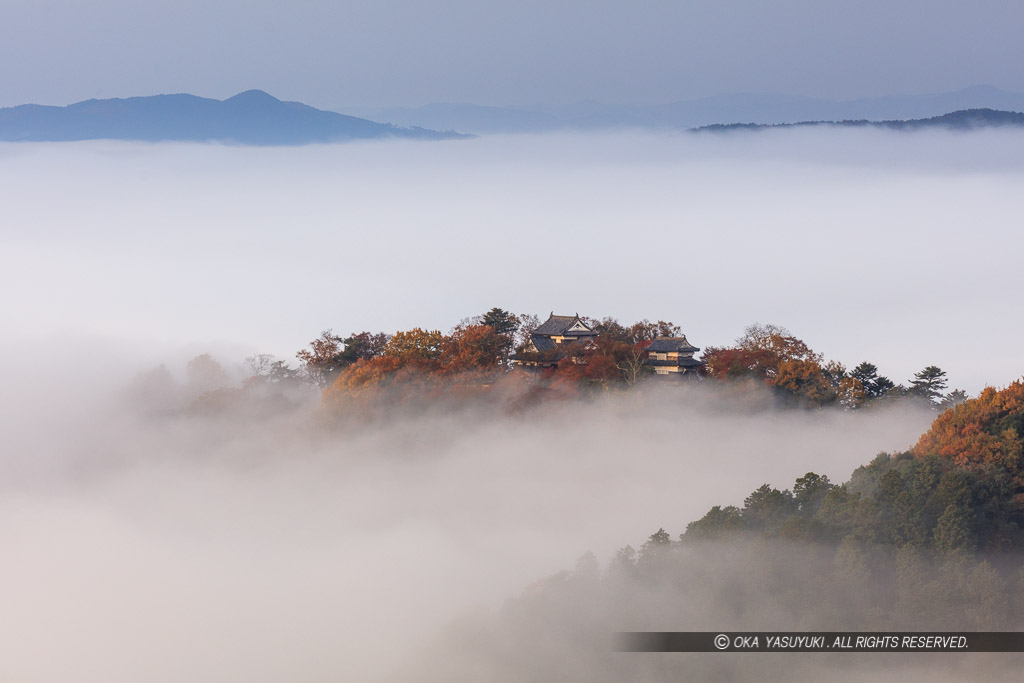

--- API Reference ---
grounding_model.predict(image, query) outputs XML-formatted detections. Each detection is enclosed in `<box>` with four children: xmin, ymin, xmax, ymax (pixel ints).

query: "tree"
<box><xmin>914</xmin><ymin>380</ymin><xmax>1024</xmax><ymax>473</ymax></box>
<box><xmin>850</xmin><ymin>362</ymin><xmax>895</xmax><ymax>400</ymax></box>
<box><xmin>684</xmin><ymin>505</ymin><xmax>745</xmax><ymax>540</ymax></box>
<box><xmin>587</xmin><ymin>317</ymin><xmax>682</xmax><ymax>344</ymax></box>
<box><xmin>962</xmin><ymin>560</ymin><xmax>1009</xmax><ymax>629</ymax></box>
<box><xmin>339</xmin><ymin>332</ymin><xmax>391</xmax><ymax>365</ymax></box>
<box><xmin>245</xmin><ymin>354</ymin><xmax>300</xmax><ymax>384</ymax></box>
<box><xmin>296</xmin><ymin>330</ymin><xmax>347</xmax><ymax>388</ymax></box>
<box><xmin>736</xmin><ymin>323</ymin><xmax>820</xmax><ymax>364</ymax></box>
<box><xmin>628</xmin><ymin>319</ymin><xmax>681</xmax><ymax>343</ymax></box>
<box><xmin>823</xmin><ymin>360</ymin><xmax>847</xmax><ymax>386</ymax></box>
<box><xmin>941</xmin><ymin>389</ymin><xmax>969</xmax><ymax>409</ymax></box>
<box><xmin>773</xmin><ymin>358</ymin><xmax>836</xmax><ymax>407</ymax></box>
<box><xmin>607</xmin><ymin>545</ymin><xmax>638</xmax><ymax>580</ymax></box>
<box><xmin>572</xmin><ymin>551</ymin><xmax>600</xmax><ymax>583</ymax></box>
<box><xmin>185</xmin><ymin>353</ymin><xmax>230</xmax><ymax>397</ymax></box>
<box><xmin>793</xmin><ymin>472</ymin><xmax>834</xmax><ymax>515</ymax></box>
<box><xmin>588</xmin><ymin>316</ymin><xmax>631</xmax><ymax>343</ymax></box>
<box><xmin>909</xmin><ymin>366</ymin><xmax>949</xmax><ymax>404</ymax></box>
<box><xmin>742</xmin><ymin>484</ymin><xmax>798</xmax><ymax>531</ymax></box>
<box><xmin>383</xmin><ymin>328</ymin><xmax>444</xmax><ymax>364</ymax></box>
<box><xmin>933</xmin><ymin>502</ymin><xmax>975</xmax><ymax>553</ymax></box>
<box><xmin>702</xmin><ymin>345</ymin><xmax>773</xmax><ymax>381</ymax></box>
<box><xmin>479</xmin><ymin>308</ymin><xmax>520</xmax><ymax>365</ymax></box>
<box><xmin>331</xmin><ymin>354</ymin><xmax>404</xmax><ymax>392</ymax></box>
<box><xmin>438</xmin><ymin>324</ymin><xmax>506</xmax><ymax>375</ymax></box>
<box><xmin>615</xmin><ymin>342</ymin><xmax>651</xmax><ymax>387</ymax></box>
<box><xmin>245</xmin><ymin>353</ymin><xmax>276</xmax><ymax>378</ymax></box>
<box><xmin>514</xmin><ymin>313</ymin><xmax>540</xmax><ymax>350</ymax></box>
<box><xmin>703</xmin><ymin>323</ymin><xmax>820</xmax><ymax>383</ymax></box>
<box><xmin>873</xmin><ymin>375</ymin><xmax>897</xmax><ymax>397</ymax></box>
<box><xmin>480</xmin><ymin>307</ymin><xmax>519</xmax><ymax>336</ymax></box>
<box><xmin>835</xmin><ymin>376</ymin><xmax>867</xmax><ymax>409</ymax></box>
<box><xmin>551</xmin><ymin>339</ymin><xmax>622</xmax><ymax>388</ymax></box>
<box><xmin>638</xmin><ymin>528</ymin><xmax>673</xmax><ymax>572</ymax></box>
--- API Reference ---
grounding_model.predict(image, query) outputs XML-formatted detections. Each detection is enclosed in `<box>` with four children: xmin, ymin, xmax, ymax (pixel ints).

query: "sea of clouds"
<box><xmin>2</xmin><ymin>127</ymin><xmax>1023</xmax><ymax>680</ymax></box>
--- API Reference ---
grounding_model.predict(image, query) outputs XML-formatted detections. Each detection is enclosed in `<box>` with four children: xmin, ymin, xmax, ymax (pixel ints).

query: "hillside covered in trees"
<box><xmin>685</xmin><ymin>379</ymin><xmax>1024</xmax><ymax>552</ymax></box>
<box><xmin>138</xmin><ymin>308</ymin><xmax>970</xmax><ymax>421</ymax></box>
<box><xmin>597</xmin><ymin>381</ymin><xmax>1024</xmax><ymax>626</ymax></box>
<box><xmin>115</xmin><ymin>309</ymin><xmax>1024</xmax><ymax>683</ymax></box>
<box><xmin>598</xmin><ymin>381</ymin><xmax>1024</xmax><ymax>623</ymax></box>
<box><xmin>400</xmin><ymin>382</ymin><xmax>1024</xmax><ymax>682</ymax></box>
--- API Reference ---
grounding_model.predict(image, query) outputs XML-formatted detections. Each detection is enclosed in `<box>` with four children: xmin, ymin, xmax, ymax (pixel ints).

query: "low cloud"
<box><xmin>0</xmin><ymin>349</ymin><xmax>935</xmax><ymax>681</ymax></box>
<box><xmin>2</xmin><ymin>129</ymin><xmax>1023</xmax><ymax>393</ymax></box>
<box><xmin>2</xmin><ymin>127</ymin><xmax>1021</xmax><ymax>680</ymax></box>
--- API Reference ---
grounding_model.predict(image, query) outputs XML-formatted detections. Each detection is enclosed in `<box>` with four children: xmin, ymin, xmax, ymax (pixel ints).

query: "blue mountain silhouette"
<box><xmin>692</xmin><ymin>108</ymin><xmax>1024</xmax><ymax>132</ymax></box>
<box><xmin>0</xmin><ymin>90</ymin><xmax>465</xmax><ymax>144</ymax></box>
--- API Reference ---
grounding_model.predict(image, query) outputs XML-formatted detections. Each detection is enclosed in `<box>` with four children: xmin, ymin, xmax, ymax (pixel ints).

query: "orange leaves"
<box><xmin>338</xmin><ymin>355</ymin><xmax>404</xmax><ymax>390</ymax></box>
<box><xmin>382</xmin><ymin>328</ymin><xmax>445</xmax><ymax>364</ymax></box>
<box><xmin>703</xmin><ymin>347</ymin><xmax>777</xmax><ymax>381</ymax></box>
<box><xmin>914</xmin><ymin>380</ymin><xmax>1024</xmax><ymax>472</ymax></box>
<box><xmin>701</xmin><ymin>324</ymin><xmax>848</xmax><ymax>407</ymax></box>
<box><xmin>836</xmin><ymin>376</ymin><xmax>867</xmax><ymax>409</ymax></box>
<box><xmin>703</xmin><ymin>324</ymin><xmax>820</xmax><ymax>384</ymax></box>
<box><xmin>773</xmin><ymin>358</ymin><xmax>835</xmax><ymax>407</ymax></box>
<box><xmin>323</xmin><ymin>324</ymin><xmax>510</xmax><ymax>414</ymax></box>
<box><xmin>437</xmin><ymin>325</ymin><xmax>505</xmax><ymax>375</ymax></box>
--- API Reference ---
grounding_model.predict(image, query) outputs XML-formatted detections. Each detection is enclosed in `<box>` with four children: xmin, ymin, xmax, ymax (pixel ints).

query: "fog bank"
<box><xmin>0</xmin><ymin>353</ymin><xmax>934</xmax><ymax>681</ymax></box>
<box><xmin>2</xmin><ymin>127</ymin><xmax>1021</xmax><ymax>680</ymax></box>
<box><xmin>3</xmin><ymin>129</ymin><xmax>1024</xmax><ymax>392</ymax></box>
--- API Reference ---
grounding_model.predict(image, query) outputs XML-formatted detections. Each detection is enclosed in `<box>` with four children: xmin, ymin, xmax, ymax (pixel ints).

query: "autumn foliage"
<box><xmin>702</xmin><ymin>323</ymin><xmax>839</xmax><ymax>407</ymax></box>
<box><xmin>703</xmin><ymin>323</ymin><xmax>820</xmax><ymax>381</ymax></box>
<box><xmin>914</xmin><ymin>380</ymin><xmax>1024</xmax><ymax>472</ymax></box>
<box><xmin>283</xmin><ymin>312</ymin><xmax>969</xmax><ymax>418</ymax></box>
<box><xmin>322</xmin><ymin>324</ymin><xmax>508</xmax><ymax>413</ymax></box>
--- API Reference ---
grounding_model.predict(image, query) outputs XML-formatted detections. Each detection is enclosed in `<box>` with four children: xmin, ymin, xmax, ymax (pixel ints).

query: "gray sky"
<box><xmin>2</xmin><ymin>0</ymin><xmax>1023</xmax><ymax>109</ymax></box>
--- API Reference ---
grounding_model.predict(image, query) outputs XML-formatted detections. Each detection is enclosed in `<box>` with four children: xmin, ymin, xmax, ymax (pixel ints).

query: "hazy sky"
<box><xmin>2</xmin><ymin>1</ymin><xmax>1023</xmax><ymax>109</ymax></box>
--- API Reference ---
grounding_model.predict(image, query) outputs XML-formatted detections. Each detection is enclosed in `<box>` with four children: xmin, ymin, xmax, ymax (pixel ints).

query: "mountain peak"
<box><xmin>224</xmin><ymin>89</ymin><xmax>280</xmax><ymax>104</ymax></box>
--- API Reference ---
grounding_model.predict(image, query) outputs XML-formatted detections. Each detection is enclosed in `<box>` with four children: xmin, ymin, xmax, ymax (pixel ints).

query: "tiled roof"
<box><xmin>532</xmin><ymin>313</ymin><xmax>595</xmax><ymax>337</ymax></box>
<box><xmin>530</xmin><ymin>335</ymin><xmax>558</xmax><ymax>352</ymax></box>
<box><xmin>514</xmin><ymin>336</ymin><xmax>591</xmax><ymax>363</ymax></box>
<box><xmin>646</xmin><ymin>336</ymin><xmax>699</xmax><ymax>353</ymax></box>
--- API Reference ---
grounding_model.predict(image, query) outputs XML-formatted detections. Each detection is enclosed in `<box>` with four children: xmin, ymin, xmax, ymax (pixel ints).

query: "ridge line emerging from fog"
<box><xmin>0</xmin><ymin>90</ymin><xmax>469</xmax><ymax>145</ymax></box>
<box><xmin>690</xmin><ymin>108</ymin><xmax>1024</xmax><ymax>133</ymax></box>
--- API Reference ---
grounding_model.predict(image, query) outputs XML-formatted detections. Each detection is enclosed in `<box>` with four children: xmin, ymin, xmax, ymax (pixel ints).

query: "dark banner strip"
<box><xmin>615</xmin><ymin>632</ymin><xmax>1024</xmax><ymax>653</ymax></box>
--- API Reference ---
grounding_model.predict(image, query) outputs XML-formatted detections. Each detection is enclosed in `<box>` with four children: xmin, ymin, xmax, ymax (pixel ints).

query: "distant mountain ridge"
<box><xmin>692</xmin><ymin>108</ymin><xmax>1024</xmax><ymax>132</ymax></box>
<box><xmin>6</xmin><ymin>88</ymin><xmax>1024</xmax><ymax>142</ymax></box>
<box><xmin>348</xmin><ymin>85</ymin><xmax>1024</xmax><ymax>134</ymax></box>
<box><xmin>0</xmin><ymin>90</ymin><xmax>465</xmax><ymax>144</ymax></box>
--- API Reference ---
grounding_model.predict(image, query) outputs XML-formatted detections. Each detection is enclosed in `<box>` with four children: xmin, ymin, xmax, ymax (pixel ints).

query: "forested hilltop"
<box><xmin>594</xmin><ymin>381</ymin><xmax>1024</xmax><ymax>632</ymax></box>
<box><xmin>693</xmin><ymin>107</ymin><xmax>1024</xmax><ymax>133</ymax></box>
<box><xmin>685</xmin><ymin>380</ymin><xmax>1024</xmax><ymax>549</ymax></box>
<box><xmin>122</xmin><ymin>309</ymin><xmax>1024</xmax><ymax>681</ymax></box>
<box><xmin>133</xmin><ymin>307</ymin><xmax>969</xmax><ymax>419</ymax></box>
<box><xmin>398</xmin><ymin>382</ymin><xmax>1024</xmax><ymax>682</ymax></box>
